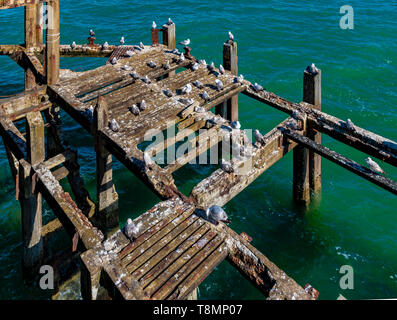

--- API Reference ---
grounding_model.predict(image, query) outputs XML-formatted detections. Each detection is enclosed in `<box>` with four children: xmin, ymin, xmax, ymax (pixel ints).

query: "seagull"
<box><xmin>70</xmin><ymin>41</ymin><xmax>76</xmax><ymax>49</ymax></box>
<box><xmin>121</xmin><ymin>64</ymin><xmax>132</xmax><ymax>71</ymax></box>
<box><xmin>198</xmin><ymin>59</ymin><xmax>207</xmax><ymax>65</ymax></box>
<box><xmin>179</xmin><ymin>38</ymin><xmax>190</xmax><ymax>46</ymax></box>
<box><xmin>192</xmin><ymin>62</ymin><xmax>199</xmax><ymax>71</ymax></box>
<box><xmin>215</xmin><ymin>79</ymin><xmax>224</xmax><ymax>91</ymax></box>
<box><xmin>194</xmin><ymin>106</ymin><xmax>206</xmax><ymax>113</ymax></box>
<box><xmin>110</xmin><ymin>57</ymin><xmax>117</xmax><ymax>65</ymax></box>
<box><xmin>125</xmin><ymin>50</ymin><xmax>135</xmax><ymax>57</ymax></box>
<box><xmin>148</xmin><ymin>60</ymin><xmax>156</xmax><ymax>68</ymax></box>
<box><xmin>152</xmin><ymin>21</ymin><xmax>157</xmax><ymax>29</ymax></box>
<box><xmin>208</xmin><ymin>62</ymin><xmax>215</xmax><ymax>72</ymax></box>
<box><xmin>172</xmin><ymin>48</ymin><xmax>179</xmax><ymax>55</ymax></box>
<box><xmin>168</xmin><ymin>18</ymin><xmax>174</xmax><ymax>25</ymax></box>
<box><xmin>178</xmin><ymin>53</ymin><xmax>185</xmax><ymax>63</ymax></box>
<box><xmin>292</xmin><ymin>110</ymin><xmax>304</xmax><ymax>121</ymax></box>
<box><xmin>219</xmin><ymin>64</ymin><xmax>225</xmax><ymax>74</ymax></box>
<box><xmin>230</xmin><ymin>121</ymin><xmax>241</xmax><ymax>130</ymax></box>
<box><xmin>365</xmin><ymin>157</ymin><xmax>386</xmax><ymax>174</ymax></box>
<box><xmin>164</xmin><ymin>89</ymin><xmax>173</xmax><ymax>97</ymax></box>
<box><xmin>206</xmin><ymin>205</ymin><xmax>231</xmax><ymax>225</ymax></box>
<box><xmin>306</xmin><ymin>63</ymin><xmax>319</xmax><ymax>75</ymax></box>
<box><xmin>120</xmin><ymin>36</ymin><xmax>125</xmax><ymax>45</ymax></box>
<box><xmin>252</xmin><ymin>83</ymin><xmax>264</xmax><ymax>92</ymax></box>
<box><xmin>346</xmin><ymin>118</ymin><xmax>356</xmax><ymax>131</ymax></box>
<box><xmin>102</xmin><ymin>42</ymin><xmax>109</xmax><ymax>50</ymax></box>
<box><xmin>254</xmin><ymin>129</ymin><xmax>265</xmax><ymax>144</ymax></box>
<box><xmin>201</xmin><ymin>91</ymin><xmax>210</xmax><ymax>101</ymax></box>
<box><xmin>221</xmin><ymin>159</ymin><xmax>234</xmax><ymax>173</ymax></box>
<box><xmin>143</xmin><ymin>151</ymin><xmax>154</xmax><ymax>167</ymax></box>
<box><xmin>130</xmin><ymin>104</ymin><xmax>140</xmax><ymax>116</ymax></box>
<box><xmin>123</xmin><ymin>218</ymin><xmax>140</xmax><ymax>240</ymax></box>
<box><xmin>141</xmin><ymin>75</ymin><xmax>151</xmax><ymax>83</ymax></box>
<box><xmin>89</xmin><ymin>29</ymin><xmax>95</xmax><ymax>37</ymax></box>
<box><xmin>164</xmin><ymin>60</ymin><xmax>170</xmax><ymax>70</ymax></box>
<box><xmin>181</xmin><ymin>83</ymin><xmax>192</xmax><ymax>94</ymax></box>
<box><xmin>139</xmin><ymin>100</ymin><xmax>147</xmax><ymax>111</ymax></box>
<box><xmin>179</xmin><ymin>98</ymin><xmax>194</xmax><ymax>106</ymax></box>
<box><xmin>236</xmin><ymin>74</ymin><xmax>244</xmax><ymax>84</ymax></box>
<box><xmin>110</xmin><ymin>119</ymin><xmax>120</xmax><ymax>132</ymax></box>
<box><xmin>228</xmin><ymin>31</ymin><xmax>234</xmax><ymax>42</ymax></box>
<box><xmin>193</xmin><ymin>80</ymin><xmax>203</xmax><ymax>88</ymax></box>
<box><xmin>131</xmin><ymin>70</ymin><xmax>139</xmax><ymax>79</ymax></box>
<box><xmin>139</xmin><ymin>42</ymin><xmax>144</xmax><ymax>49</ymax></box>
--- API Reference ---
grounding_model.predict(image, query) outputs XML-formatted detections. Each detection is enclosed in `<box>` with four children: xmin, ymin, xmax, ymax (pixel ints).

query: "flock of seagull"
<box><xmin>78</xmin><ymin>23</ymin><xmax>387</xmax><ymax>239</ymax></box>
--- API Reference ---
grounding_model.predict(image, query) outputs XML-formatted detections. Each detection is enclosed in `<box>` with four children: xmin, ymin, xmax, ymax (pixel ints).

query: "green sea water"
<box><xmin>0</xmin><ymin>0</ymin><xmax>396</xmax><ymax>300</ymax></box>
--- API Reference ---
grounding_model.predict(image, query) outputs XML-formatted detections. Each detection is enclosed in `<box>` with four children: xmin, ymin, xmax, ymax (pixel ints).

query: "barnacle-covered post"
<box><xmin>304</xmin><ymin>65</ymin><xmax>322</xmax><ymax>194</ymax></box>
<box><xmin>20</xmin><ymin>112</ymin><xmax>45</xmax><ymax>278</ymax></box>
<box><xmin>217</xmin><ymin>40</ymin><xmax>238</xmax><ymax>121</ymax></box>
<box><xmin>46</xmin><ymin>0</ymin><xmax>60</xmax><ymax>85</ymax></box>
<box><xmin>94</xmin><ymin>96</ymin><xmax>119</xmax><ymax>235</ymax></box>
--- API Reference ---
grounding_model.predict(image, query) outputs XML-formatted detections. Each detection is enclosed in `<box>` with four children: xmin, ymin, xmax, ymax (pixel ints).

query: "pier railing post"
<box><xmin>46</xmin><ymin>0</ymin><xmax>60</xmax><ymax>85</ymax></box>
<box><xmin>216</xmin><ymin>41</ymin><xmax>238</xmax><ymax>121</ymax></box>
<box><xmin>162</xmin><ymin>22</ymin><xmax>176</xmax><ymax>78</ymax></box>
<box><xmin>304</xmin><ymin>67</ymin><xmax>322</xmax><ymax>194</ymax></box>
<box><xmin>35</xmin><ymin>3</ymin><xmax>44</xmax><ymax>45</ymax></box>
<box><xmin>20</xmin><ymin>112</ymin><xmax>45</xmax><ymax>278</ymax></box>
<box><xmin>24</xmin><ymin>4</ymin><xmax>38</xmax><ymax>89</ymax></box>
<box><xmin>94</xmin><ymin>96</ymin><xmax>119</xmax><ymax>235</ymax></box>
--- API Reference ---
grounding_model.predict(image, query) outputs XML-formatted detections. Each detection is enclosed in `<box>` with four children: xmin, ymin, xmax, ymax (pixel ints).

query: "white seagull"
<box><xmin>198</xmin><ymin>59</ymin><xmax>207</xmax><ymax>65</ymax></box>
<box><xmin>123</xmin><ymin>218</ymin><xmax>140</xmax><ymax>240</ymax></box>
<box><xmin>254</xmin><ymin>129</ymin><xmax>265</xmax><ymax>144</ymax></box>
<box><xmin>102</xmin><ymin>42</ymin><xmax>109</xmax><ymax>50</ymax></box>
<box><xmin>179</xmin><ymin>38</ymin><xmax>190</xmax><ymax>46</ymax></box>
<box><xmin>125</xmin><ymin>50</ymin><xmax>135</xmax><ymax>57</ymax></box>
<box><xmin>120</xmin><ymin>36</ymin><xmax>125</xmax><ymax>45</ymax></box>
<box><xmin>215</xmin><ymin>79</ymin><xmax>224</xmax><ymax>91</ymax></box>
<box><xmin>208</xmin><ymin>62</ymin><xmax>215</xmax><ymax>72</ymax></box>
<box><xmin>164</xmin><ymin>89</ymin><xmax>173</xmax><ymax>97</ymax></box>
<box><xmin>70</xmin><ymin>41</ymin><xmax>76</xmax><ymax>49</ymax></box>
<box><xmin>181</xmin><ymin>83</ymin><xmax>192</xmax><ymax>94</ymax></box>
<box><xmin>230</xmin><ymin>121</ymin><xmax>241</xmax><ymax>130</ymax></box>
<box><xmin>228</xmin><ymin>31</ymin><xmax>234</xmax><ymax>42</ymax></box>
<box><xmin>365</xmin><ymin>157</ymin><xmax>386</xmax><ymax>174</ymax></box>
<box><xmin>110</xmin><ymin>57</ymin><xmax>117</xmax><ymax>65</ymax></box>
<box><xmin>192</xmin><ymin>62</ymin><xmax>199</xmax><ymax>71</ymax></box>
<box><xmin>143</xmin><ymin>151</ymin><xmax>154</xmax><ymax>167</ymax></box>
<box><xmin>252</xmin><ymin>82</ymin><xmax>264</xmax><ymax>92</ymax></box>
<box><xmin>110</xmin><ymin>119</ymin><xmax>120</xmax><ymax>132</ymax></box>
<box><xmin>168</xmin><ymin>18</ymin><xmax>174</xmax><ymax>25</ymax></box>
<box><xmin>131</xmin><ymin>71</ymin><xmax>139</xmax><ymax>79</ymax></box>
<box><xmin>178</xmin><ymin>52</ymin><xmax>185</xmax><ymax>63</ymax></box>
<box><xmin>164</xmin><ymin>60</ymin><xmax>170</xmax><ymax>70</ymax></box>
<box><xmin>152</xmin><ymin>21</ymin><xmax>157</xmax><ymax>29</ymax></box>
<box><xmin>219</xmin><ymin>64</ymin><xmax>225</xmax><ymax>74</ymax></box>
<box><xmin>201</xmin><ymin>91</ymin><xmax>210</xmax><ymax>101</ymax></box>
<box><xmin>221</xmin><ymin>159</ymin><xmax>234</xmax><ymax>173</ymax></box>
<box><xmin>141</xmin><ymin>75</ymin><xmax>151</xmax><ymax>83</ymax></box>
<box><xmin>193</xmin><ymin>80</ymin><xmax>203</xmax><ymax>88</ymax></box>
<box><xmin>180</xmin><ymin>98</ymin><xmax>194</xmax><ymax>106</ymax></box>
<box><xmin>206</xmin><ymin>205</ymin><xmax>231</xmax><ymax>225</ymax></box>
<box><xmin>306</xmin><ymin>63</ymin><xmax>319</xmax><ymax>75</ymax></box>
<box><xmin>346</xmin><ymin>118</ymin><xmax>356</xmax><ymax>131</ymax></box>
<box><xmin>194</xmin><ymin>106</ymin><xmax>206</xmax><ymax>113</ymax></box>
<box><xmin>236</xmin><ymin>74</ymin><xmax>244</xmax><ymax>84</ymax></box>
<box><xmin>130</xmin><ymin>104</ymin><xmax>140</xmax><ymax>116</ymax></box>
<box><xmin>89</xmin><ymin>29</ymin><xmax>95</xmax><ymax>37</ymax></box>
<box><xmin>139</xmin><ymin>41</ymin><xmax>144</xmax><ymax>49</ymax></box>
<box><xmin>139</xmin><ymin>100</ymin><xmax>147</xmax><ymax>111</ymax></box>
<box><xmin>148</xmin><ymin>60</ymin><xmax>156</xmax><ymax>68</ymax></box>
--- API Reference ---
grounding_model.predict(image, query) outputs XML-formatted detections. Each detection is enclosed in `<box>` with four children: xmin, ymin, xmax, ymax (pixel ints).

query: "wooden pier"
<box><xmin>0</xmin><ymin>1</ymin><xmax>396</xmax><ymax>300</ymax></box>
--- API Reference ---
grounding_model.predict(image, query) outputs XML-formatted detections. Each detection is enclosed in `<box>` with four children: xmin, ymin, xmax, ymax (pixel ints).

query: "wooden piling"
<box><xmin>45</xmin><ymin>0</ymin><xmax>60</xmax><ymax>85</ymax></box>
<box><xmin>35</xmin><ymin>3</ymin><xmax>43</xmax><ymax>45</ymax></box>
<box><xmin>24</xmin><ymin>4</ymin><xmax>37</xmax><ymax>89</ymax></box>
<box><xmin>162</xmin><ymin>23</ymin><xmax>175</xmax><ymax>50</ymax></box>
<box><xmin>94</xmin><ymin>96</ymin><xmax>119</xmax><ymax>234</ymax></box>
<box><xmin>216</xmin><ymin>41</ymin><xmax>238</xmax><ymax>121</ymax></box>
<box><xmin>20</xmin><ymin>112</ymin><xmax>45</xmax><ymax>277</ymax></box>
<box><xmin>303</xmin><ymin>67</ymin><xmax>322</xmax><ymax>194</ymax></box>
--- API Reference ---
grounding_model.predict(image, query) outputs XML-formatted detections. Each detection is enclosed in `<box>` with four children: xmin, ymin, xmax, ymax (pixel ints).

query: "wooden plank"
<box><xmin>121</xmin><ymin>207</ymin><xmax>195</xmax><ymax>267</ymax></box>
<box><xmin>167</xmin><ymin>241</ymin><xmax>227</xmax><ymax>300</ymax></box>
<box><xmin>60</xmin><ymin>44</ymin><xmax>116</xmax><ymax>57</ymax></box>
<box><xmin>43</xmin><ymin>149</ymin><xmax>74</xmax><ymax>170</ymax></box>
<box><xmin>150</xmin><ymin>235</ymin><xmax>224</xmax><ymax>299</ymax></box>
<box><xmin>0</xmin><ymin>116</ymin><xmax>27</xmax><ymax>159</ymax></box>
<box><xmin>0</xmin><ymin>86</ymin><xmax>46</xmax><ymax>116</ymax></box>
<box><xmin>125</xmin><ymin>215</ymin><xmax>202</xmax><ymax>274</ymax></box>
<box><xmin>284</xmin><ymin>128</ymin><xmax>397</xmax><ymax>195</ymax></box>
<box><xmin>1</xmin><ymin>0</ymin><xmax>44</xmax><ymax>10</ymax></box>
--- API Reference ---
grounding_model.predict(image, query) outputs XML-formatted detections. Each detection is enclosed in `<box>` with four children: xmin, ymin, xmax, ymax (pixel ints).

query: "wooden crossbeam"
<box><xmin>283</xmin><ymin>128</ymin><xmax>397</xmax><ymax>195</ymax></box>
<box><xmin>1</xmin><ymin>0</ymin><xmax>44</xmax><ymax>10</ymax></box>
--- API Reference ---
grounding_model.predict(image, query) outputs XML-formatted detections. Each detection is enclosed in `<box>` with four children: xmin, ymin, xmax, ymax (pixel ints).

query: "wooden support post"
<box><xmin>35</xmin><ymin>3</ymin><xmax>44</xmax><ymax>45</ymax></box>
<box><xmin>303</xmin><ymin>67</ymin><xmax>322</xmax><ymax>194</ymax></box>
<box><xmin>24</xmin><ymin>4</ymin><xmax>37</xmax><ymax>90</ymax></box>
<box><xmin>46</xmin><ymin>0</ymin><xmax>60</xmax><ymax>85</ymax></box>
<box><xmin>81</xmin><ymin>249</ymin><xmax>103</xmax><ymax>300</ymax></box>
<box><xmin>216</xmin><ymin>41</ymin><xmax>238</xmax><ymax>121</ymax></box>
<box><xmin>20</xmin><ymin>112</ymin><xmax>45</xmax><ymax>278</ymax></box>
<box><xmin>94</xmin><ymin>97</ymin><xmax>119</xmax><ymax>235</ymax></box>
<box><xmin>162</xmin><ymin>23</ymin><xmax>176</xmax><ymax>78</ymax></box>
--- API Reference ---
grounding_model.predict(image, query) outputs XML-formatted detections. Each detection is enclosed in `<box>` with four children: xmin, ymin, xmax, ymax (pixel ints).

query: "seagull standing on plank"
<box><xmin>252</xmin><ymin>82</ymin><xmax>264</xmax><ymax>92</ymax></box>
<box><xmin>219</xmin><ymin>64</ymin><xmax>225</xmax><ymax>75</ymax></box>
<box><xmin>365</xmin><ymin>157</ymin><xmax>386</xmax><ymax>174</ymax></box>
<box><xmin>102</xmin><ymin>42</ymin><xmax>109</xmax><ymax>50</ymax></box>
<box><xmin>206</xmin><ymin>205</ymin><xmax>231</xmax><ymax>225</ymax></box>
<box><xmin>144</xmin><ymin>151</ymin><xmax>154</xmax><ymax>168</ymax></box>
<box><xmin>346</xmin><ymin>118</ymin><xmax>356</xmax><ymax>131</ymax></box>
<box><xmin>193</xmin><ymin>80</ymin><xmax>203</xmax><ymax>89</ymax></box>
<box><xmin>120</xmin><ymin>36</ymin><xmax>125</xmax><ymax>45</ymax></box>
<box><xmin>192</xmin><ymin>62</ymin><xmax>199</xmax><ymax>71</ymax></box>
<box><xmin>130</xmin><ymin>104</ymin><xmax>140</xmax><ymax>116</ymax></box>
<box><xmin>201</xmin><ymin>91</ymin><xmax>210</xmax><ymax>101</ymax></box>
<box><xmin>123</xmin><ymin>218</ymin><xmax>140</xmax><ymax>240</ymax></box>
<box><xmin>110</xmin><ymin>119</ymin><xmax>120</xmax><ymax>132</ymax></box>
<box><xmin>181</xmin><ymin>83</ymin><xmax>192</xmax><ymax>94</ymax></box>
<box><xmin>215</xmin><ymin>79</ymin><xmax>224</xmax><ymax>91</ymax></box>
<box><xmin>70</xmin><ymin>41</ymin><xmax>76</xmax><ymax>49</ymax></box>
<box><xmin>221</xmin><ymin>159</ymin><xmax>234</xmax><ymax>173</ymax></box>
<box><xmin>230</xmin><ymin>121</ymin><xmax>241</xmax><ymax>130</ymax></box>
<box><xmin>139</xmin><ymin>100</ymin><xmax>147</xmax><ymax>111</ymax></box>
<box><xmin>164</xmin><ymin>60</ymin><xmax>170</xmax><ymax>70</ymax></box>
<box><xmin>179</xmin><ymin>38</ymin><xmax>190</xmax><ymax>46</ymax></box>
<box><xmin>254</xmin><ymin>129</ymin><xmax>265</xmax><ymax>145</ymax></box>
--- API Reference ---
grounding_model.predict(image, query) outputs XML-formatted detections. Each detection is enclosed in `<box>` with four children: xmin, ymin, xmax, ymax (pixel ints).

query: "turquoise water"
<box><xmin>0</xmin><ymin>0</ymin><xmax>396</xmax><ymax>300</ymax></box>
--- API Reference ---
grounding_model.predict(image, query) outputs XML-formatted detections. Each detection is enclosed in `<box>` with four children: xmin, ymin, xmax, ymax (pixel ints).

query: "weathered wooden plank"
<box><xmin>43</xmin><ymin>149</ymin><xmax>74</xmax><ymax>170</ymax></box>
<box><xmin>0</xmin><ymin>116</ymin><xmax>27</xmax><ymax>159</ymax></box>
<box><xmin>284</xmin><ymin>128</ymin><xmax>397</xmax><ymax>195</ymax></box>
<box><xmin>191</xmin><ymin>118</ymin><xmax>297</xmax><ymax>207</ymax></box>
<box><xmin>60</xmin><ymin>44</ymin><xmax>116</xmax><ymax>57</ymax></box>
<box><xmin>1</xmin><ymin>0</ymin><xmax>43</xmax><ymax>10</ymax></box>
<box><xmin>150</xmin><ymin>235</ymin><xmax>224</xmax><ymax>299</ymax></box>
<box><xmin>125</xmin><ymin>215</ymin><xmax>202</xmax><ymax>274</ymax></box>
<box><xmin>121</xmin><ymin>208</ymin><xmax>196</xmax><ymax>267</ymax></box>
<box><xmin>167</xmin><ymin>241</ymin><xmax>227</xmax><ymax>300</ymax></box>
<box><xmin>0</xmin><ymin>86</ymin><xmax>46</xmax><ymax>116</ymax></box>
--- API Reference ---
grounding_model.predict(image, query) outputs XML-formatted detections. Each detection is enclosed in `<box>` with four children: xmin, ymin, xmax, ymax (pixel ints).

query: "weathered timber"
<box><xmin>191</xmin><ymin>118</ymin><xmax>297</xmax><ymax>207</ymax></box>
<box><xmin>60</xmin><ymin>44</ymin><xmax>116</xmax><ymax>57</ymax></box>
<box><xmin>284</xmin><ymin>128</ymin><xmax>397</xmax><ymax>195</ymax></box>
<box><xmin>45</xmin><ymin>0</ymin><xmax>60</xmax><ymax>85</ymax></box>
<box><xmin>1</xmin><ymin>0</ymin><xmax>44</xmax><ymax>10</ymax></box>
<box><xmin>304</xmin><ymin>67</ymin><xmax>322</xmax><ymax>194</ymax></box>
<box><xmin>0</xmin><ymin>86</ymin><xmax>46</xmax><ymax>117</ymax></box>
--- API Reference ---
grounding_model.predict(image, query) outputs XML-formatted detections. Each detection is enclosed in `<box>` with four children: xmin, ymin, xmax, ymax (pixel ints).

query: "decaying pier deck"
<box><xmin>1</xmin><ymin>1</ymin><xmax>396</xmax><ymax>300</ymax></box>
